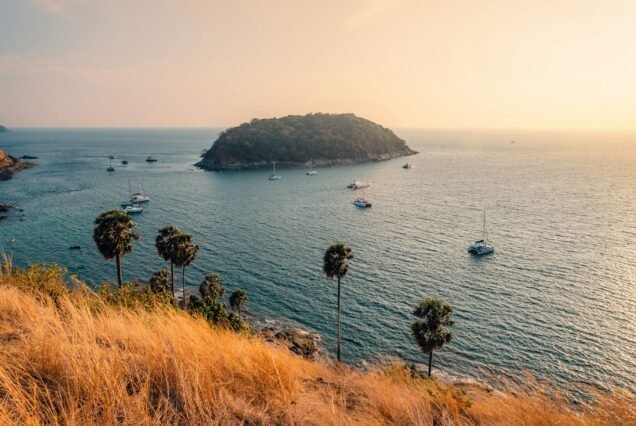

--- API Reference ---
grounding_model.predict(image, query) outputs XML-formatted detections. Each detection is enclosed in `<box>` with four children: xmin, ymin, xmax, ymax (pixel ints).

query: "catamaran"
<box><xmin>131</xmin><ymin>178</ymin><xmax>150</xmax><ymax>203</ymax></box>
<box><xmin>353</xmin><ymin>190</ymin><xmax>372</xmax><ymax>208</ymax></box>
<box><xmin>468</xmin><ymin>209</ymin><xmax>494</xmax><ymax>255</ymax></box>
<box><xmin>306</xmin><ymin>159</ymin><xmax>318</xmax><ymax>175</ymax></box>
<box><xmin>268</xmin><ymin>161</ymin><xmax>282</xmax><ymax>180</ymax></box>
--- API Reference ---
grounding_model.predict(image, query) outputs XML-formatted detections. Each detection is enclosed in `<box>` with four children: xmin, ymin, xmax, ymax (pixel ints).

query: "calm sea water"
<box><xmin>1</xmin><ymin>128</ymin><xmax>634</xmax><ymax>392</ymax></box>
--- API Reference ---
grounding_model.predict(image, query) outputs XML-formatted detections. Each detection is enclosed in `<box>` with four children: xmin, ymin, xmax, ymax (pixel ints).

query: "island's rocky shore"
<box><xmin>0</xmin><ymin>149</ymin><xmax>36</xmax><ymax>181</ymax></box>
<box><xmin>196</xmin><ymin>149</ymin><xmax>417</xmax><ymax>171</ymax></box>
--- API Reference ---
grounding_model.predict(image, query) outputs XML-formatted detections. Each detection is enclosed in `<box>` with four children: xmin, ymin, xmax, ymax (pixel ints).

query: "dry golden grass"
<box><xmin>0</xmin><ymin>263</ymin><xmax>633</xmax><ymax>425</ymax></box>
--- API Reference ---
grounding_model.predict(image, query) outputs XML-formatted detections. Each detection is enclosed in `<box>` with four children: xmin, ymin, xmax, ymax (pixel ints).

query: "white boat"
<box><xmin>353</xmin><ymin>191</ymin><xmax>372</xmax><ymax>208</ymax></box>
<box><xmin>131</xmin><ymin>178</ymin><xmax>150</xmax><ymax>202</ymax></box>
<box><xmin>468</xmin><ymin>209</ymin><xmax>494</xmax><ymax>255</ymax></box>
<box><xmin>268</xmin><ymin>161</ymin><xmax>282</xmax><ymax>180</ymax></box>
<box><xmin>123</xmin><ymin>204</ymin><xmax>143</xmax><ymax>214</ymax></box>
<box><xmin>351</xmin><ymin>179</ymin><xmax>370</xmax><ymax>190</ymax></box>
<box><xmin>306</xmin><ymin>159</ymin><xmax>318</xmax><ymax>175</ymax></box>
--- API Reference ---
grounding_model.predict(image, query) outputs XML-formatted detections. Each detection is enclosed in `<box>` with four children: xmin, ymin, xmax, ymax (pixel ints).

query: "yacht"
<box><xmin>109</xmin><ymin>155</ymin><xmax>115</xmax><ymax>160</ymax></box>
<box><xmin>468</xmin><ymin>209</ymin><xmax>495</xmax><ymax>255</ymax></box>
<box><xmin>352</xmin><ymin>180</ymin><xmax>370</xmax><ymax>190</ymax></box>
<box><xmin>121</xmin><ymin>158</ymin><xmax>128</xmax><ymax>165</ymax></box>
<box><xmin>268</xmin><ymin>161</ymin><xmax>282</xmax><ymax>180</ymax></box>
<box><xmin>306</xmin><ymin>159</ymin><xmax>318</xmax><ymax>175</ymax></box>
<box><xmin>131</xmin><ymin>178</ymin><xmax>150</xmax><ymax>203</ymax></box>
<box><xmin>146</xmin><ymin>156</ymin><xmax>158</xmax><ymax>162</ymax></box>
<box><xmin>123</xmin><ymin>204</ymin><xmax>143</xmax><ymax>214</ymax></box>
<box><xmin>353</xmin><ymin>191</ymin><xmax>372</xmax><ymax>208</ymax></box>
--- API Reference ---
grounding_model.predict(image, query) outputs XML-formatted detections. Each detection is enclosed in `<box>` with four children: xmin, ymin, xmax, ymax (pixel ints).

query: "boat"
<box><xmin>306</xmin><ymin>159</ymin><xmax>318</xmax><ymax>175</ymax></box>
<box><xmin>353</xmin><ymin>191</ymin><xmax>372</xmax><ymax>208</ymax></box>
<box><xmin>268</xmin><ymin>161</ymin><xmax>282</xmax><ymax>180</ymax></box>
<box><xmin>68</xmin><ymin>245</ymin><xmax>81</xmax><ymax>250</ymax></box>
<box><xmin>146</xmin><ymin>156</ymin><xmax>158</xmax><ymax>162</ymax></box>
<box><xmin>109</xmin><ymin>155</ymin><xmax>115</xmax><ymax>160</ymax></box>
<box><xmin>107</xmin><ymin>159</ymin><xmax>115</xmax><ymax>172</ymax></box>
<box><xmin>403</xmin><ymin>162</ymin><xmax>412</xmax><ymax>169</ymax></box>
<box><xmin>130</xmin><ymin>178</ymin><xmax>150</xmax><ymax>203</ymax></box>
<box><xmin>352</xmin><ymin>179</ymin><xmax>370</xmax><ymax>190</ymax></box>
<box><xmin>121</xmin><ymin>158</ymin><xmax>128</xmax><ymax>165</ymax></box>
<box><xmin>123</xmin><ymin>204</ymin><xmax>143</xmax><ymax>214</ymax></box>
<box><xmin>468</xmin><ymin>209</ymin><xmax>495</xmax><ymax>255</ymax></box>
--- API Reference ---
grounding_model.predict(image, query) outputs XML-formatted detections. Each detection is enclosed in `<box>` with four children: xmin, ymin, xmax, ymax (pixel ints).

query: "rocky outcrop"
<box><xmin>0</xmin><ymin>149</ymin><xmax>36</xmax><ymax>181</ymax></box>
<box><xmin>255</xmin><ymin>320</ymin><xmax>322</xmax><ymax>360</ymax></box>
<box><xmin>196</xmin><ymin>113</ymin><xmax>417</xmax><ymax>171</ymax></box>
<box><xmin>196</xmin><ymin>149</ymin><xmax>415</xmax><ymax>171</ymax></box>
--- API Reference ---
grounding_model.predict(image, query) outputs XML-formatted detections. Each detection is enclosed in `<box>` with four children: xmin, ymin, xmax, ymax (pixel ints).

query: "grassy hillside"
<box><xmin>0</xmin><ymin>262</ymin><xmax>633</xmax><ymax>425</ymax></box>
<box><xmin>197</xmin><ymin>113</ymin><xmax>416</xmax><ymax>170</ymax></box>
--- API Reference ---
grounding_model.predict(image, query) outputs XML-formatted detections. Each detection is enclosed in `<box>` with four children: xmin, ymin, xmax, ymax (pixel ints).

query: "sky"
<box><xmin>0</xmin><ymin>0</ymin><xmax>635</xmax><ymax>129</ymax></box>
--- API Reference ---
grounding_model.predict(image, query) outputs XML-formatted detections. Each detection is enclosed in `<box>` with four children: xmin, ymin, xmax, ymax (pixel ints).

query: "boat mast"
<box><xmin>128</xmin><ymin>178</ymin><xmax>132</xmax><ymax>199</ymax></box>
<box><xmin>482</xmin><ymin>209</ymin><xmax>488</xmax><ymax>243</ymax></box>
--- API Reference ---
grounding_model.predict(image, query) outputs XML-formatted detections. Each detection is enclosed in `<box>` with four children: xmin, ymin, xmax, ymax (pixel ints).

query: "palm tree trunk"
<box><xmin>337</xmin><ymin>275</ymin><xmax>341</xmax><ymax>362</ymax></box>
<box><xmin>428</xmin><ymin>350</ymin><xmax>433</xmax><ymax>377</ymax></box>
<box><xmin>182</xmin><ymin>266</ymin><xmax>186</xmax><ymax>305</ymax></box>
<box><xmin>170</xmin><ymin>262</ymin><xmax>175</xmax><ymax>297</ymax></box>
<box><xmin>238</xmin><ymin>306</ymin><xmax>241</xmax><ymax>318</ymax></box>
<box><xmin>115</xmin><ymin>254</ymin><xmax>122</xmax><ymax>288</ymax></box>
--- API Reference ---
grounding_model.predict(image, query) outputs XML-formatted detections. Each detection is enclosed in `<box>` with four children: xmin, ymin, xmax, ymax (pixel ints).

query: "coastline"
<box><xmin>0</xmin><ymin>150</ymin><xmax>36</xmax><ymax>181</ymax></box>
<box><xmin>195</xmin><ymin>149</ymin><xmax>418</xmax><ymax>171</ymax></box>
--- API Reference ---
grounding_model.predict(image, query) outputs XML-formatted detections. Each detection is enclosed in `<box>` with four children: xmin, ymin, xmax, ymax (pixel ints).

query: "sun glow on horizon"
<box><xmin>0</xmin><ymin>0</ymin><xmax>635</xmax><ymax>130</ymax></box>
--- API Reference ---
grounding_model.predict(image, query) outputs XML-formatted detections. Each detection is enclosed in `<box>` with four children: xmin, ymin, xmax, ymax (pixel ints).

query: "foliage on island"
<box><xmin>0</xmin><ymin>125</ymin><xmax>7</xmax><ymax>133</ymax></box>
<box><xmin>199</xmin><ymin>113</ymin><xmax>416</xmax><ymax>167</ymax></box>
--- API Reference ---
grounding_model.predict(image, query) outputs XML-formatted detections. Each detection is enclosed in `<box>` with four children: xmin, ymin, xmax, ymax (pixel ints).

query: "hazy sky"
<box><xmin>1</xmin><ymin>0</ymin><xmax>635</xmax><ymax>129</ymax></box>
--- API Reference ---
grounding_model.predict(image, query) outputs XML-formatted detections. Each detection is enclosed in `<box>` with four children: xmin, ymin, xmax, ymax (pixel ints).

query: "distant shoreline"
<box><xmin>195</xmin><ymin>149</ymin><xmax>417</xmax><ymax>171</ymax></box>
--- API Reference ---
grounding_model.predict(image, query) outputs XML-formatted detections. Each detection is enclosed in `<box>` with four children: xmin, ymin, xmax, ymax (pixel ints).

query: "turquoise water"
<box><xmin>1</xmin><ymin>128</ymin><xmax>634</xmax><ymax>391</ymax></box>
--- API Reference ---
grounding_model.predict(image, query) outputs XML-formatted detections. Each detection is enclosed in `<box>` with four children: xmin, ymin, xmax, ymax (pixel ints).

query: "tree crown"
<box><xmin>411</xmin><ymin>298</ymin><xmax>454</xmax><ymax>354</ymax></box>
<box><xmin>93</xmin><ymin>210</ymin><xmax>140</xmax><ymax>260</ymax></box>
<box><xmin>323</xmin><ymin>242</ymin><xmax>353</xmax><ymax>280</ymax></box>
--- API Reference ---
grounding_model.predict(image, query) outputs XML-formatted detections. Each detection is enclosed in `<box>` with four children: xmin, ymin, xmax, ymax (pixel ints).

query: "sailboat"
<box><xmin>468</xmin><ymin>209</ymin><xmax>494</xmax><ymax>255</ymax></box>
<box><xmin>107</xmin><ymin>159</ymin><xmax>115</xmax><ymax>172</ymax></box>
<box><xmin>306</xmin><ymin>159</ymin><xmax>318</xmax><ymax>175</ymax></box>
<box><xmin>122</xmin><ymin>178</ymin><xmax>143</xmax><ymax>214</ymax></box>
<box><xmin>268</xmin><ymin>161</ymin><xmax>282</xmax><ymax>180</ymax></box>
<box><xmin>353</xmin><ymin>190</ymin><xmax>372</xmax><ymax>208</ymax></box>
<box><xmin>131</xmin><ymin>178</ymin><xmax>150</xmax><ymax>202</ymax></box>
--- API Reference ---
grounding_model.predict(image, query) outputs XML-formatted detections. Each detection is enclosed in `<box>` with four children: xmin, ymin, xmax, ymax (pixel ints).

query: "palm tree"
<box><xmin>148</xmin><ymin>269</ymin><xmax>171</xmax><ymax>294</ymax></box>
<box><xmin>93</xmin><ymin>210</ymin><xmax>140</xmax><ymax>288</ymax></box>
<box><xmin>229</xmin><ymin>289</ymin><xmax>247</xmax><ymax>317</ymax></box>
<box><xmin>173</xmin><ymin>232</ymin><xmax>199</xmax><ymax>304</ymax></box>
<box><xmin>155</xmin><ymin>226</ymin><xmax>182</xmax><ymax>297</ymax></box>
<box><xmin>322</xmin><ymin>242</ymin><xmax>353</xmax><ymax>362</ymax></box>
<box><xmin>199</xmin><ymin>273</ymin><xmax>224</xmax><ymax>303</ymax></box>
<box><xmin>411</xmin><ymin>298</ymin><xmax>454</xmax><ymax>377</ymax></box>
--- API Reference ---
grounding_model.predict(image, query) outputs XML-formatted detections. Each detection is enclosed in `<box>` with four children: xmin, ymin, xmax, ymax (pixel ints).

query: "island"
<box><xmin>196</xmin><ymin>113</ymin><xmax>417</xmax><ymax>171</ymax></box>
<box><xmin>0</xmin><ymin>148</ymin><xmax>36</xmax><ymax>181</ymax></box>
<box><xmin>0</xmin><ymin>125</ymin><xmax>7</xmax><ymax>133</ymax></box>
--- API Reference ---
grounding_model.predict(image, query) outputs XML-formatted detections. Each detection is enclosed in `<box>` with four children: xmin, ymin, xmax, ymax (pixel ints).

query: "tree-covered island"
<box><xmin>196</xmin><ymin>113</ymin><xmax>417</xmax><ymax>171</ymax></box>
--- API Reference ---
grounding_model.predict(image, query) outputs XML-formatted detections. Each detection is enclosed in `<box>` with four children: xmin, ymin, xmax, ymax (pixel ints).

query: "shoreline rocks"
<box><xmin>0</xmin><ymin>149</ymin><xmax>36</xmax><ymax>181</ymax></box>
<box><xmin>196</xmin><ymin>149</ymin><xmax>417</xmax><ymax>172</ymax></box>
<box><xmin>253</xmin><ymin>318</ymin><xmax>323</xmax><ymax>361</ymax></box>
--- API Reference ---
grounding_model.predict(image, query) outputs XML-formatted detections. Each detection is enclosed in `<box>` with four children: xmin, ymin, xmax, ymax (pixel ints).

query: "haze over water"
<box><xmin>0</xmin><ymin>128</ymin><xmax>634</xmax><ymax>392</ymax></box>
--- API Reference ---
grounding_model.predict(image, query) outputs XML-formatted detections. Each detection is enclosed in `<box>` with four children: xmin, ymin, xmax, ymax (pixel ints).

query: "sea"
<box><xmin>0</xmin><ymin>128</ymin><xmax>634</xmax><ymax>393</ymax></box>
